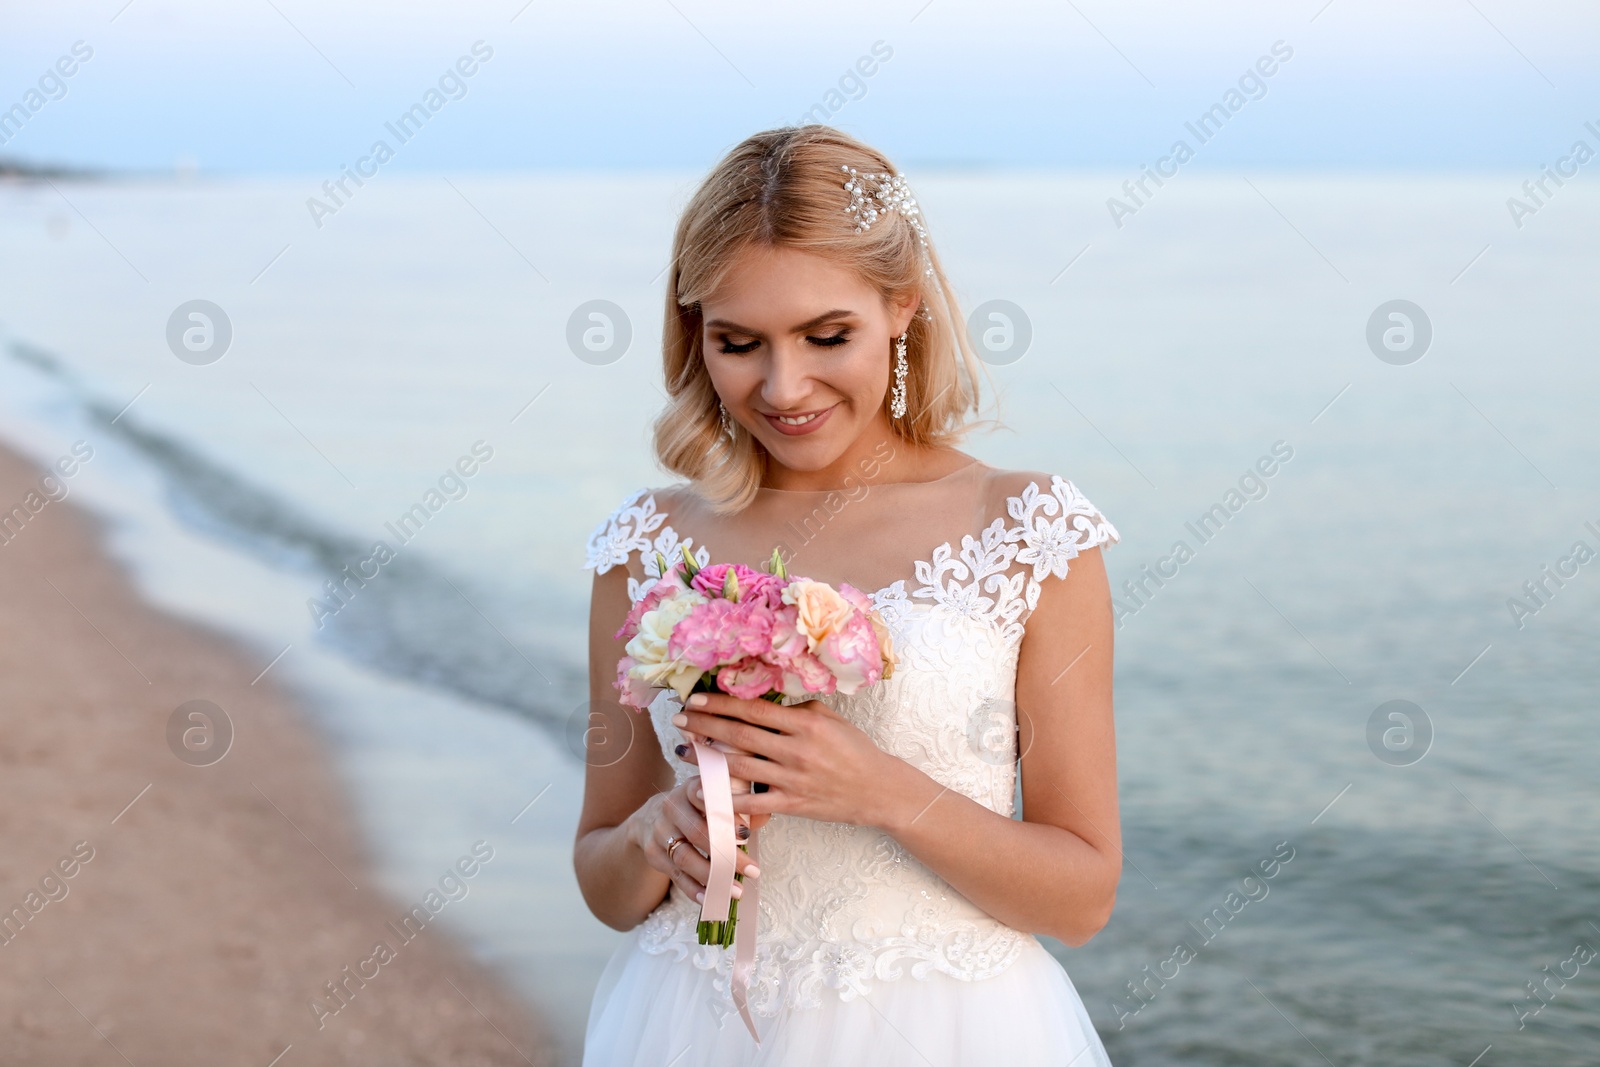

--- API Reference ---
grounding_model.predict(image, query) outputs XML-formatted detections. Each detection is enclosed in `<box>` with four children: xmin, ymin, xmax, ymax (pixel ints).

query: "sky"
<box><xmin>2</xmin><ymin>0</ymin><xmax>1598</xmax><ymax>174</ymax></box>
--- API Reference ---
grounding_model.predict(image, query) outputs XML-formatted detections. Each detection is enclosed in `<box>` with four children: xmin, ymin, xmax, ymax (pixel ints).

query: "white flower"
<box><xmin>624</xmin><ymin>590</ymin><xmax>706</xmax><ymax>698</ymax></box>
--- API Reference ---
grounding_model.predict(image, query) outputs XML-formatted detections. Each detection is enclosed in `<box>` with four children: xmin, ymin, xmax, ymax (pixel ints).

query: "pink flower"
<box><xmin>836</xmin><ymin>582</ymin><xmax>872</xmax><ymax>613</ymax></box>
<box><xmin>716</xmin><ymin>657</ymin><xmax>784</xmax><ymax>700</ymax></box>
<box><xmin>613</xmin><ymin>655</ymin><xmax>655</xmax><ymax>710</ymax></box>
<box><xmin>691</xmin><ymin>562</ymin><xmax>783</xmax><ymax>607</ymax></box>
<box><xmin>815</xmin><ymin>613</ymin><xmax>883</xmax><ymax>694</ymax></box>
<box><xmin>767</xmin><ymin>603</ymin><xmax>809</xmax><ymax>662</ymax></box>
<box><xmin>778</xmin><ymin>649</ymin><xmax>838</xmax><ymax>697</ymax></box>
<box><xmin>669</xmin><ymin>598</ymin><xmax>774</xmax><ymax>671</ymax></box>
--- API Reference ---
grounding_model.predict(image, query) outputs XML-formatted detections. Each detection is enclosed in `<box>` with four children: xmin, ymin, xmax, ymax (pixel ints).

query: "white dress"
<box><xmin>580</xmin><ymin>461</ymin><xmax>1120</xmax><ymax>1066</ymax></box>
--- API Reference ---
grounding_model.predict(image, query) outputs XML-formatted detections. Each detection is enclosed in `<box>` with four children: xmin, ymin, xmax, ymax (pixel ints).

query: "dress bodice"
<box><xmin>582</xmin><ymin>462</ymin><xmax>1118</xmax><ymax>1024</ymax></box>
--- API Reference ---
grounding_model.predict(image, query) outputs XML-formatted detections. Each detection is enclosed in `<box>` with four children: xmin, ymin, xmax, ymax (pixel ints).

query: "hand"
<box><xmin>629</xmin><ymin>774</ymin><xmax>763</xmax><ymax>907</ymax></box>
<box><xmin>672</xmin><ymin>691</ymin><xmax>903</xmax><ymax>829</ymax></box>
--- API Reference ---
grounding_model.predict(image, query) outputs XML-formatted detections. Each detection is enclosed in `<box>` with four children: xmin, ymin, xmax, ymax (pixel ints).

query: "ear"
<box><xmin>887</xmin><ymin>290</ymin><xmax>921</xmax><ymax>337</ymax></box>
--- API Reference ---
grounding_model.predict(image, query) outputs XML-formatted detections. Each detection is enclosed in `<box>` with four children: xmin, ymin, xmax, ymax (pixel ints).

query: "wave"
<box><xmin>5</xmin><ymin>338</ymin><xmax>582</xmax><ymax>737</ymax></box>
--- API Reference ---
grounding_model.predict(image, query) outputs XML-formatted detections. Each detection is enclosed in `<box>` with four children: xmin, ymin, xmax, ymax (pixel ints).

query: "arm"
<box><xmin>571</xmin><ymin>563</ymin><xmax>676</xmax><ymax>931</ymax></box>
<box><xmin>671</xmin><ymin>544</ymin><xmax>1122</xmax><ymax>946</ymax></box>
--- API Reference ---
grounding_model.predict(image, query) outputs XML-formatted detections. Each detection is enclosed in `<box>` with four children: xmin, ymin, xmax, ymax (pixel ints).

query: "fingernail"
<box><xmin>674</xmin><ymin>743</ymin><xmax>688</xmax><ymax>757</ymax></box>
<box><xmin>731</xmin><ymin>884</ymin><xmax>743</xmax><ymax>899</ymax></box>
<box><xmin>688</xmin><ymin>693</ymin><xmax>708</xmax><ymax>707</ymax></box>
<box><xmin>695</xmin><ymin>890</ymin><xmax>704</xmax><ymax>903</ymax></box>
<box><xmin>695</xmin><ymin>785</ymin><xmax>703</xmax><ymax>799</ymax></box>
<box><xmin>737</xmin><ymin>824</ymin><xmax>749</xmax><ymax>839</ymax></box>
<box><xmin>746</xmin><ymin>864</ymin><xmax>761</xmax><ymax>878</ymax></box>
<box><xmin>671</xmin><ymin>713</ymin><xmax>688</xmax><ymax>727</ymax></box>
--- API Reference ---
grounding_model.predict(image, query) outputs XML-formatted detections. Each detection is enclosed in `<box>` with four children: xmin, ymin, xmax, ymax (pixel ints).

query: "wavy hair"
<box><xmin>652</xmin><ymin>124</ymin><xmax>996</xmax><ymax>515</ymax></box>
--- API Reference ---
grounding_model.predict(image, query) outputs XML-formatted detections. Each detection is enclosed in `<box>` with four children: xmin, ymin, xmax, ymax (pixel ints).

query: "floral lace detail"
<box><xmin>583</xmin><ymin>487</ymin><xmax>710</xmax><ymax>603</ymax></box>
<box><xmin>582</xmin><ymin>473</ymin><xmax>1118</xmax><ymax>1022</ymax></box>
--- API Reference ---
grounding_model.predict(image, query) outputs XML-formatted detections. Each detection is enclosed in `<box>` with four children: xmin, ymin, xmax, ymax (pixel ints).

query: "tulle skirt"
<box><xmin>582</xmin><ymin>926</ymin><xmax>1114</xmax><ymax>1066</ymax></box>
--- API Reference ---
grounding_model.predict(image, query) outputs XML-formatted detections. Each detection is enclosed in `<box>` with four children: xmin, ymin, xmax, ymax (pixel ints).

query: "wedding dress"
<box><xmin>580</xmin><ymin>456</ymin><xmax>1119</xmax><ymax>1066</ymax></box>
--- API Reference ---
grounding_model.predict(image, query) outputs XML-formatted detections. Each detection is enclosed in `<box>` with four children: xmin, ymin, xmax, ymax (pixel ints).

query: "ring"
<box><xmin>664</xmin><ymin>835</ymin><xmax>686</xmax><ymax>864</ymax></box>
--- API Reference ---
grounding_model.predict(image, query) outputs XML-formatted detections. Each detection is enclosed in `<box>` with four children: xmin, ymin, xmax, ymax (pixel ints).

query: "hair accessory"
<box><xmin>841</xmin><ymin>164</ymin><xmax>934</xmax><ymax>279</ymax></box>
<box><xmin>890</xmin><ymin>331</ymin><xmax>908</xmax><ymax>419</ymax></box>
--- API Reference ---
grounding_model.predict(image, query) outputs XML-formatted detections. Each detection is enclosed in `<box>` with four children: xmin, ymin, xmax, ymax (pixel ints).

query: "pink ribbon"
<box><xmin>687</xmin><ymin>730</ymin><xmax>763</xmax><ymax>1046</ymax></box>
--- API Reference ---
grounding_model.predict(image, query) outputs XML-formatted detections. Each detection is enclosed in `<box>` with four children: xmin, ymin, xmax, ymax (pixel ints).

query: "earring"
<box><xmin>889</xmin><ymin>332</ymin><xmax>908</xmax><ymax>419</ymax></box>
<box><xmin>718</xmin><ymin>399</ymin><xmax>734</xmax><ymax>438</ymax></box>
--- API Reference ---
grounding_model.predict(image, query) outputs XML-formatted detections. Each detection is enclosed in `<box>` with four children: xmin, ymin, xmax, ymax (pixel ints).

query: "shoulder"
<box><xmin>581</xmin><ymin>482</ymin><xmax>703</xmax><ymax>577</ymax></box>
<box><xmin>983</xmin><ymin>466</ymin><xmax>1121</xmax><ymax>579</ymax></box>
<box><xmin>582</xmin><ymin>484</ymin><xmax>666</xmax><ymax>575</ymax></box>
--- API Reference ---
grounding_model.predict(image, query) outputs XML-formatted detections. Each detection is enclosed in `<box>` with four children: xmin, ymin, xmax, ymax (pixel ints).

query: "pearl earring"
<box><xmin>718</xmin><ymin>400</ymin><xmax>734</xmax><ymax>438</ymax></box>
<box><xmin>889</xmin><ymin>332</ymin><xmax>908</xmax><ymax>419</ymax></box>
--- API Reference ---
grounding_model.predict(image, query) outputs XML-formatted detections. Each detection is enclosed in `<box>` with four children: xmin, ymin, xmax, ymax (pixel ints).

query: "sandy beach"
<box><xmin>0</xmin><ymin>439</ymin><xmax>556</xmax><ymax>1065</ymax></box>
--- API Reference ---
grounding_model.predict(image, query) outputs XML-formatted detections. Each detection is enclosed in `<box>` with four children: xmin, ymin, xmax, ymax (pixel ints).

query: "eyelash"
<box><xmin>717</xmin><ymin>331</ymin><xmax>850</xmax><ymax>355</ymax></box>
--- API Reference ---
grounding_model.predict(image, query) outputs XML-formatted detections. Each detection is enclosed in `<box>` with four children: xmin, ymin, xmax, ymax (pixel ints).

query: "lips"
<box><xmin>762</xmin><ymin>404</ymin><xmax>836</xmax><ymax>436</ymax></box>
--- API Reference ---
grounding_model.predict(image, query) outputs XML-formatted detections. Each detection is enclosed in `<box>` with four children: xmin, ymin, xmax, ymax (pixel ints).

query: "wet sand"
<box><xmin>0</xmin><ymin>440</ymin><xmax>556</xmax><ymax>1065</ymax></box>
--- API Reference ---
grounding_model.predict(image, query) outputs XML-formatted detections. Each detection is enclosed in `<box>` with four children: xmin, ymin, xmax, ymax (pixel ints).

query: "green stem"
<box><xmin>694</xmin><ymin>847</ymin><xmax>747</xmax><ymax>946</ymax></box>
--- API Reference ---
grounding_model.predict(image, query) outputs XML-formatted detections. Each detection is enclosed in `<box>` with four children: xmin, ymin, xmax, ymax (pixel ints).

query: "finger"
<box><xmin>673</xmin><ymin>709</ymin><xmax>790</xmax><ymax>761</ymax></box>
<box><xmin>731</xmin><ymin>790</ymin><xmax>783</xmax><ymax>820</ymax></box>
<box><xmin>685</xmin><ymin>692</ymin><xmax>804</xmax><ymax>736</ymax></box>
<box><xmin>669</xmin><ymin>865</ymin><xmax>705</xmax><ymax>903</ymax></box>
<box><xmin>721</xmin><ymin>751</ymin><xmax>791</xmax><ymax>791</ymax></box>
<box><xmin>666</xmin><ymin>794</ymin><xmax>714</xmax><ymax>858</ymax></box>
<box><xmin>675</xmin><ymin>740</ymin><xmax>699</xmax><ymax>767</ymax></box>
<box><xmin>684</xmin><ymin>776</ymin><xmax>704</xmax><ymax>813</ymax></box>
<box><xmin>674</xmin><ymin>841</ymin><xmax>751</xmax><ymax>898</ymax></box>
<box><xmin>649</xmin><ymin>821</ymin><xmax>701</xmax><ymax>898</ymax></box>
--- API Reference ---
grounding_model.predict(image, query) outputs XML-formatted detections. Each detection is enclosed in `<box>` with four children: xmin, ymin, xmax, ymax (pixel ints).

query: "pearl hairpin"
<box><xmin>841</xmin><ymin>164</ymin><xmax>934</xmax><ymax>279</ymax></box>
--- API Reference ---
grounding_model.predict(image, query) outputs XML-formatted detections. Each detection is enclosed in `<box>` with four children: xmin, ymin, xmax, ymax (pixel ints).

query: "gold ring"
<box><xmin>665</xmin><ymin>835</ymin><xmax>686</xmax><ymax>864</ymax></box>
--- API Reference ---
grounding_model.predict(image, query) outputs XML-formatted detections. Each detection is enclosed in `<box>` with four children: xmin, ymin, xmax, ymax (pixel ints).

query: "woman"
<box><xmin>575</xmin><ymin>124</ymin><xmax>1121</xmax><ymax>1065</ymax></box>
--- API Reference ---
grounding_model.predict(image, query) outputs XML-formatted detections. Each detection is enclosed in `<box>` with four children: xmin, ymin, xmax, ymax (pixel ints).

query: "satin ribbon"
<box><xmin>687</xmin><ymin>730</ymin><xmax>763</xmax><ymax>1046</ymax></box>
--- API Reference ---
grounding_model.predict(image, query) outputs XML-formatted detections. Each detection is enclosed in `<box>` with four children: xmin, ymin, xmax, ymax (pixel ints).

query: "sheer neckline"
<box><xmin>755</xmin><ymin>456</ymin><xmax>986</xmax><ymax>494</ymax></box>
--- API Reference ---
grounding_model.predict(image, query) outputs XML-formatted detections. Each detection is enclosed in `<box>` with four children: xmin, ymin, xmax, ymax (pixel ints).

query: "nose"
<box><xmin>757</xmin><ymin>342</ymin><xmax>813</xmax><ymax>411</ymax></box>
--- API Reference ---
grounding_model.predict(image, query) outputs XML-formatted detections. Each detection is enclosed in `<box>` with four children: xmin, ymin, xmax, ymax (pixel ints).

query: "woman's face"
<box><xmin>700</xmin><ymin>243</ymin><xmax>917</xmax><ymax>476</ymax></box>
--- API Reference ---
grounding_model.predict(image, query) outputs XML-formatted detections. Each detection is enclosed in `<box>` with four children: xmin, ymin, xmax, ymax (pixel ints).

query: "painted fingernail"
<box><xmin>695</xmin><ymin>785</ymin><xmax>703</xmax><ymax>799</ymax></box>
<box><xmin>731</xmin><ymin>884</ymin><xmax>743</xmax><ymax>899</ymax></box>
<box><xmin>674</xmin><ymin>743</ymin><xmax>688</xmax><ymax>757</ymax></box>
<box><xmin>671</xmin><ymin>713</ymin><xmax>688</xmax><ymax>727</ymax></box>
<box><xmin>695</xmin><ymin>890</ymin><xmax>704</xmax><ymax>903</ymax></box>
<box><xmin>737</xmin><ymin>824</ymin><xmax>749</xmax><ymax>839</ymax></box>
<box><xmin>688</xmin><ymin>693</ymin><xmax>708</xmax><ymax>707</ymax></box>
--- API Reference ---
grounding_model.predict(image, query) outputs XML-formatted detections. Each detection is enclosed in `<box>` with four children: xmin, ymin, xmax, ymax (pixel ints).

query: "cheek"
<box><xmin>844</xmin><ymin>346</ymin><xmax>889</xmax><ymax>395</ymax></box>
<box><xmin>704</xmin><ymin>355</ymin><xmax>748</xmax><ymax>394</ymax></box>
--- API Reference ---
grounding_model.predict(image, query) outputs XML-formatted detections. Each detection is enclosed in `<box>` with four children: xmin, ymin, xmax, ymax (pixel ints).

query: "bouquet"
<box><xmin>612</xmin><ymin>545</ymin><xmax>897</xmax><ymax>947</ymax></box>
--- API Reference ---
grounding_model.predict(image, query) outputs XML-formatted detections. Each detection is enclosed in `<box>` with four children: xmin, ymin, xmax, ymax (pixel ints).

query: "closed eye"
<box><xmin>716</xmin><ymin>330</ymin><xmax>851</xmax><ymax>355</ymax></box>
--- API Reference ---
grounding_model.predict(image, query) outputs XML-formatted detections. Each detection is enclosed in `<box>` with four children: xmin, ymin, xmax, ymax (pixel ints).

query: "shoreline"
<box><xmin>0</xmin><ymin>439</ymin><xmax>557</xmax><ymax>1064</ymax></box>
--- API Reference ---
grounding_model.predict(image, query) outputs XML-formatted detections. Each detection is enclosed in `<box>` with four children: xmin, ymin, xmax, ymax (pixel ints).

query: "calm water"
<box><xmin>1</xmin><ymin>172</ymin><xmax>1595</xmax><ymax>1065</ymax></box>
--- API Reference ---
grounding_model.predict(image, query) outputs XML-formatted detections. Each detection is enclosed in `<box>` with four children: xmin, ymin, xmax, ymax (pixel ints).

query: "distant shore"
<box><xmin>0</xmin><ymin>439</ymin><xmax>556</xmax><ymax>1065</ymax></box>
<box><xmin>0</xmin><ymin>156</ymin><xmax>103</xmax><ymax>181</ymax></box>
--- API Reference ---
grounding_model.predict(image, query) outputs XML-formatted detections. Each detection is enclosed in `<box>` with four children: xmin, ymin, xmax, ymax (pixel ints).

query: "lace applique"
<box><xmin>583</xmin><ymin>474</ymin><xmax>1117</xmax><ymax>1020</ymax></box>
<box><xmin>907</xmin><ymin>474</ymin><xmax>1121</xmax><ymax>642</ymax></box>
<box><xmin>582</xmin><ymin>486</ymin><xmax>710</xmax><ymax>601</ymax></box>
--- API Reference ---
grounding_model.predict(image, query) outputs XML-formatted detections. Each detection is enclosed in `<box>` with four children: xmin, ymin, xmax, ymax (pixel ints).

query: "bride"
<box><xmin>576</xmin><ymin>124</ymin><xmax>1121</xmax><ymax>1065</ymax></box>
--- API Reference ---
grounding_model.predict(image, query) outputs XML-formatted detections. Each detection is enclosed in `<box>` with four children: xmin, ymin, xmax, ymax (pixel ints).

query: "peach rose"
<box><xmin>782</xmin><ymin>580</ymin><xmax>854</xmax><ymax>653</ymax></box>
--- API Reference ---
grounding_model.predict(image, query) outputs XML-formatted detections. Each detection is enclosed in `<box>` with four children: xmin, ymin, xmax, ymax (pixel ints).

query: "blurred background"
<box><xmin>2</xmin><ymin>1</ymin><xmax>1597</xmax><ymax>1064</ymax></box>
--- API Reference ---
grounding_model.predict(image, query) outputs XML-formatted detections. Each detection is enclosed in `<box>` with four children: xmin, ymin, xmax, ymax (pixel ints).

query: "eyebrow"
<box><xmin>704</xmin><ymin>308</ymin><xmax>857</xmax><ymax>336</ymax></box>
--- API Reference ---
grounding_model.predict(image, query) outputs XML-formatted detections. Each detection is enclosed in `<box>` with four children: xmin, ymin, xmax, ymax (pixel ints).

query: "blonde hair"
<box><xmin>652</xmin><ymin>124</ymin><xmax>997</xmax><ymax>515</ymax></box>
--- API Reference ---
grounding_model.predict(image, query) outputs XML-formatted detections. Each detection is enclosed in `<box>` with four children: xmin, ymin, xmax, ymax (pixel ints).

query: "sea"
<box><xmin>1</xmin><ymin>170</ymin><xmax>1595</xmax><ymax>1066</ymax></box>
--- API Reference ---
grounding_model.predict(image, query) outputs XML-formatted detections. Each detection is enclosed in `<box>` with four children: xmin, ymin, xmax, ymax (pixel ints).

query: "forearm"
<box><xmin>873</xmin><ymin>760</ymin><xmax>1118</xmax><ymax>947</ymax></box>
<box><xmin>573</xmin><ymin>803</ymin><xmax>671</xmax><ymax>932</ymax></box>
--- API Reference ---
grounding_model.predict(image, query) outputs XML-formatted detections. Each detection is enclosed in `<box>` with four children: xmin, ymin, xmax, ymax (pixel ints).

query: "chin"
<box><xmin>762</xmin><ymin>430</ymin><xmax>844</xmax><ymax>464</ymax></box>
